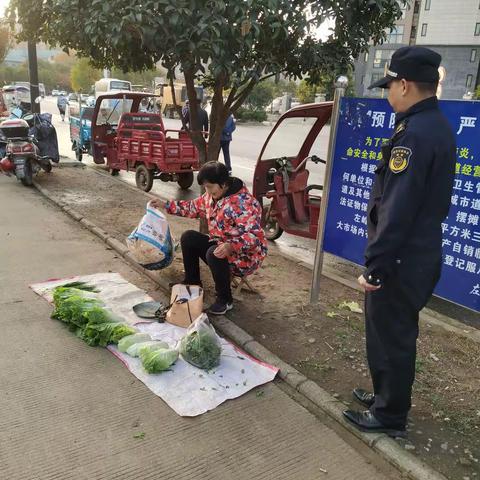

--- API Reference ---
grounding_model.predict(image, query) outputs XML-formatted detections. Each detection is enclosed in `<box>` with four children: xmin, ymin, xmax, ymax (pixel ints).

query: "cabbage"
<box><xmin>140</xmin><ymin>348</ymin><xmax>179</xmax><ymax>373</ymax></box>
<box><xmin>118</xmin><ymin>333</ymin><xmax>152</xmax><ymax>353</ymax></box>
<box><xmin>126</xmin><ymin>340</ymin><xmax>168</xmax><ymax>358</ymax></box>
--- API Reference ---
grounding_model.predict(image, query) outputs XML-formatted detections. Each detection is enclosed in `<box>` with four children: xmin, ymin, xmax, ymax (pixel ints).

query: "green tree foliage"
<box><xmin>297</xmin><ymin>80</ymin><xmax>318</xmax><ymax>104</ymax></box>
<box><xmin>0</xmin><ymin>59</ymin><xmax>71</xmax><ymax>91</ymax></box>
<box><xmin>244</xmin><ymin>81</ymin><xmax>275</xmax><ymax>111</ymax></box>
<box><xmin>9</xmin><ymin>0</ymin><xmax>405</xmax><ymax>162</ymax></box>
<box><xmin>71</xmin><ymin>58</ymin><xmax>101</xmax><ymax>92</ymax></box>
<box><xmin>0</xmin><ymin>20</ymin><xmax>12</xmax><ymax>64</ymax></box>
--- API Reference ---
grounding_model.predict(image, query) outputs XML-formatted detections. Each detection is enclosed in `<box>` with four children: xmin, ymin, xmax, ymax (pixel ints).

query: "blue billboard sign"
<box><xmin>324</xmin><ymin>97</ymin><xmax>480</xmax><ymax>313</ymax></box>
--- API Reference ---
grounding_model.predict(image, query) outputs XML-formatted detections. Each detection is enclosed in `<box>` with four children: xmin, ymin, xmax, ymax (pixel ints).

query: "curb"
<box><xmin>33</xmin><ymin>179</ymin><xmax>447</xmax><ymax>480</ymax></box>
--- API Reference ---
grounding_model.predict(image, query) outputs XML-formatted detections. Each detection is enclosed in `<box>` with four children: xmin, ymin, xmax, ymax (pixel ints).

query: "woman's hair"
<box><xmin>197</xmin><ymin>161</ymin><xmax>231</xmax><ymax>186</ymax></box>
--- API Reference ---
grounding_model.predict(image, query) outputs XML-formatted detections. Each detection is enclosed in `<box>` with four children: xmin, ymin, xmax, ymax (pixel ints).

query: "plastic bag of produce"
<box><xmin>126</xmin><ymin>202</ymin><xmax>174</xmax><ymax>270</ymax></box>
<box><xmin>126</xmin><ymin>340</ymin><xmax>169</xmax><ymax>358</ymax></box>
<box><xmin>118</xmin><ymin>333</ymin><xmax>152</xmax><ymax>353</ymax></box>
<box><xmin>179</xmin><ymin>314</ymin><xmax>222</xmax><ymax>370</ymax></box>
<box><xmin>140</xmin><ymin>348</ymin><xmax>179</xmax><ymax>374</ymax></box>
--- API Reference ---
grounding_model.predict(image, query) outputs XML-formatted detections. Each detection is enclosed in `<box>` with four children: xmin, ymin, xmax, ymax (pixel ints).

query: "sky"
<box><xmin>0</xmin><ymin>0</ymin><xmax>7</xmax><ymax>17</ymax></box>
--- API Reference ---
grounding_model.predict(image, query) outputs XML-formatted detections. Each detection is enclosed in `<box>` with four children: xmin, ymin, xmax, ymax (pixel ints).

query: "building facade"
<box><xmin>354</xmin><ymin>0</ymin><xmax>480</xmax><ymax>100</ymax></box>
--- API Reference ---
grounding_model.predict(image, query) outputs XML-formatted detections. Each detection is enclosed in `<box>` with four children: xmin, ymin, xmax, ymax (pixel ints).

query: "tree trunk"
<box><xmin>183</xmin><ymin>67</ymin><xmax>207</xmax><ymax>165</ymax></box>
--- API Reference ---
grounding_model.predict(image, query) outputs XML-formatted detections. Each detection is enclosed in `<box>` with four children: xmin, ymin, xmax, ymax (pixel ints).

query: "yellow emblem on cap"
<box><xmin>389</xmin><ymin>146</ymin><xmax>412</xmax><ymax>174</ymax></box>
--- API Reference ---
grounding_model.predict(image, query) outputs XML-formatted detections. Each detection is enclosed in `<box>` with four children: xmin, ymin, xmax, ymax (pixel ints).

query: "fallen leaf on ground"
<box><xmin>338</xmin><ymin>301</ymin><xmax>363</xmax><ymax>313</ymax></box>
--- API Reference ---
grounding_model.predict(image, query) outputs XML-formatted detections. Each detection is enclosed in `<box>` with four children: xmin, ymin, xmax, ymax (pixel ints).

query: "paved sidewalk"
<box><xmin>0</xmin><ymin>176</ymin><xmax>401</xmax><ymax>480</ymax></box>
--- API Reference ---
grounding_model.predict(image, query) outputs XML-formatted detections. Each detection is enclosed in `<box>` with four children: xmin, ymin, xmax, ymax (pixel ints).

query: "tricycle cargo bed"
<box><xmin>117</xmin><ymin>113</ymin><xmax>198</xmax><ymax>166</ymax></box>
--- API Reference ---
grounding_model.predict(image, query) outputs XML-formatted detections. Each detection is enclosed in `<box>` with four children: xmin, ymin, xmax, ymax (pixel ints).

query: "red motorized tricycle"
<box><xmin>253</xmin><ymin>102</ymin><xmax>333</xmax><ymax>240</ymax></box>
<box><xmin>91</xmin><ymin>93</ymin><xmax>200</xmax><ymax>191</ymax></box>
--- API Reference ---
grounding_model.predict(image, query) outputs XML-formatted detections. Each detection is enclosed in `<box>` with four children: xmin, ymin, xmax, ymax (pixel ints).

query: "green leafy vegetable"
<box><xmin>51</xmin><ymin>285</ymin><xmax>135</xmax><ymax>347</ymax></box>
<box><xmin>126</xmin><ymin>340</ymin><xmax>168</xmax><ymax>357</ymax></box>
<box><xmin>179</xmin><ymin>328</ymin><xmax>221</xmax><ymax>370</ymax></box>
<box><xmin>60</xmin><ymin>281</ymin><xmax>99</xmax><ymax>292</ymax></box>
<box><xmin>140</xmin><ymin>348</ymin><xmax>179</xmax><ymax>373</ymax></box>
<box><xmin>118</xmin><ymin>333</ymin><xmax>152</xmax><ymax>353</ymax></box>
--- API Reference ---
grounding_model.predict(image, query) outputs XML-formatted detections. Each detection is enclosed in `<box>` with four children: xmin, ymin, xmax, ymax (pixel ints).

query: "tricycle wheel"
<box><xmin>135</xmin><ymin>164</ymin><xmax>154</xmax><ymax>192</ymax></box>
<box><xmin>110</xmin><ymin>168</ymin><xmax>120</xmax><ymax>176</ymax></box>
<box><xmin>263</xmin><ymin>205</ymin><xmax>283</xmax><ymax>241</ymax></box>
<box><xmin>75</xmin><ymin>147</ymin><xmax>83</xmax><ymax>162</ymax></box>
<box><xmin>43</xmin><ymin>161</ymin><xmax>52</xmax><ymax>173</ymax></box>
<box><xmin>177</xmin><ymin>171</ymin><xmax>194</xmax><ymax>190</ymax></box>
<box><xmin>20</xmin><ymin>159</ymin><xmax>33</xmax><ymax>187</ymax></box>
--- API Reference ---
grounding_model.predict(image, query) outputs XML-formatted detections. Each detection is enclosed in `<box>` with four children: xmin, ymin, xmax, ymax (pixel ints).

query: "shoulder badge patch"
<box><xmin>389</xmin><ymin>146</ymin><xmax>412</xmax><ymax>174</ymax></box>
<box><xmin>394</xmin><ymin>121</ymin><xmax>407</xmax><ymax>136</ymax></box>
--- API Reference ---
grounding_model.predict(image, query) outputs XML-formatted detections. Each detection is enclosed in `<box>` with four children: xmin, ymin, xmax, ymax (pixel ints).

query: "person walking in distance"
<box><xmin>343</xmin><ymin>46</ymin><xmax>456</xmax><ymax>437</ymax></box>
<box><xmin>219</xmin><ymin>114</ymin><xmax>236</xmax><ymax>173</ymax></box>
<box><xmin>57</xmin><ymin>94</ymin><xmax>68</xmax><ymax>122</ymax></box>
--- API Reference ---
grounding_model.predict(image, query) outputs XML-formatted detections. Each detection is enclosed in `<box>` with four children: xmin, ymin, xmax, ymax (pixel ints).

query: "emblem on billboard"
<box><xmin>389</xmin><ymin>146</ymin><xmax>412</xmax><ymax>173</ymax></box>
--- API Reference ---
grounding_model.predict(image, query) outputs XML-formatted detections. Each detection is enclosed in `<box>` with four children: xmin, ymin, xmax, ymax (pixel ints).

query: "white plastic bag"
<box><xmin>179</xmin><ymin>314</ymin><xmax>222</xmax><ymax>370</ymax></box>
<box><xmin>126</xmin><ymin>202</ymin><xmax>174</xmax><ymax>270</ymax></box>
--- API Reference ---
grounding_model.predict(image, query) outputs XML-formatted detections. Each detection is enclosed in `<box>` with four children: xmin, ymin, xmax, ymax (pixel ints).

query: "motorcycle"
<box><xmin>0</xmin><ymin>102</ymin><xmax>59</xmax><ymax>186</ymax></box>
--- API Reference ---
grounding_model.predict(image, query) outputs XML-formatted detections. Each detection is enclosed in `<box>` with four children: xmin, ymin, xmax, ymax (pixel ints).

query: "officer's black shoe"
<box><xmin>343</xmin><ymin>410</ymin><xmax>406</xmax><ymax>438</ymax></box>
<box><xmin>353</xmin><ymin>387</ymin><xmax>375</xmax><ymax>408</ymax></box>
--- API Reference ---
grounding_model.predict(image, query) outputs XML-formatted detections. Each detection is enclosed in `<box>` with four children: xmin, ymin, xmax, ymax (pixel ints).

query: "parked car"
<box><xmin>85</xmin><ymin>96</ymin><xmax>96</xmax><ymax>107</ymax></box>
<box><xmin>51</xmin><ymin>89</ymin><xmax>60</xmax><ymax>96</ymax></box>
<box><xmin>68</xmin><ymin>93</ymin><xmax>78</xmax><ymax>102</ymax></box>
<box><xmin>60</xmin><ymin>90</ymin><xmax>67</xmax><ymax>96</ymax></box>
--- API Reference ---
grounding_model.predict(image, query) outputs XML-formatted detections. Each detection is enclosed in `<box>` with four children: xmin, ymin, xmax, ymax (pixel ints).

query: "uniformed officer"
<box><xmin>343</xmin><ymin>46</ymin><xmax>456</xmax><ymax>436</ymax></box>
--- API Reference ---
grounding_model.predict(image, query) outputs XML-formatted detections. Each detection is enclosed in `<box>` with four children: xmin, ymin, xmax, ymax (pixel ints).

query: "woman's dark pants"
<box><xmin>180</xmin><ymin>230</ymin><xmax>233</xmax><ymax>303</ymax></box>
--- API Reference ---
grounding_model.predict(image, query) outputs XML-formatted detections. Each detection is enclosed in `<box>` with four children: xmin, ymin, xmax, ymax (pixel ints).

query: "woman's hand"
<box><xmin>149</xmin><ymin>199</ymin><xmax>166</xmax><ymax>210</ymax></box>
<box><xmin>213</xmin><ymin>243</ymin><xmax>233</xmax><ymax>259</ymax></box>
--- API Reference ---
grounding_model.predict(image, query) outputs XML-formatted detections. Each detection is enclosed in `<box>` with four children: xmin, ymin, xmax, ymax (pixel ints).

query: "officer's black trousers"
<box><xmin>365</xmin><ymin>259</ymin><xmax>441</xmax><ymax>429</ymax></box>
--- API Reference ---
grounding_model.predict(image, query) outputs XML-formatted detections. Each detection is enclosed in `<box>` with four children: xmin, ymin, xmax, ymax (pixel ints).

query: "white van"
<box><xmin>94</xmin><ymin>78</ymin><xmax>132</xmax><ymax>98</ymax></box>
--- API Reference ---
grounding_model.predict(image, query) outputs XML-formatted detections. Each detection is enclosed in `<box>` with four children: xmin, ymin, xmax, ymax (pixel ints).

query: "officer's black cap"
<box><xmin>368</xmin><ymin>46</ymin><xmax>442</xmax><ymax>89</ymax></box>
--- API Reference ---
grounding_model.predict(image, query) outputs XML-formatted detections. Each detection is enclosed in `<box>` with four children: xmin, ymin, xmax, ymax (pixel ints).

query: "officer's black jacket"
<box><xmin>364</xmin><ymin>96</ymin><xmax>456</xmax><ymax>285</ymax></box>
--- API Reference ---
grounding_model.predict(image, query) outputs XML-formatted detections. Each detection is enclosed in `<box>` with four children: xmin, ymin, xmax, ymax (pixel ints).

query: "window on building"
<box><xmin>425</xmin><ymin>0</ymin><xmax>431</xmax><ymax>10</ymax></box>
<box><xmin>361</xmin><ymin>75</ymin><xmax>365</xmax><ymax>85</ymax></box>
<box><xmin>373</xmin><ymin>49</ymin><xmax>395</xmax><ymax>68</ymax></box>
<box><xmin>364</xmin><ymin>51</ymin><xmax>369</xmax><ymax>62</ymax></box>
<box><xmin>414</xmin><ymin>1</ymin><xmax>420</xmax><ymax>14</ymax></box>
<box><xmin>421</xmin><ymin>23</ymin><xmax>428</xmax><ymax>36</ymax></box>
<box><xmin>471</xmin><ymin>49</ymin><xmax>477</xmax><ymax>62</ymax></box>
<box><xmin>410</xmin><ymin>26</ymin><xmax>417</xmax><ymax>38</ymax></box>
<box><xmin>385</xmin><ymin>25</ymin><xmax>404</xmax><ymax>43</ymax></box>
<box><xmin>466</xmin><ymin>75</ymin><xmax>473</xmax><ymax>88</ymax></box>
<box><xmin>476</xmin><ymin>23</ymin><xmax>480</xmax><ymax>36</ymax></box>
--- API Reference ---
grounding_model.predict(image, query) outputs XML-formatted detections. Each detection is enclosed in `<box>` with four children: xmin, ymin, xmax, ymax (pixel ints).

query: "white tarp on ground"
<box><xmin>31</xmin><ymin>272</ymin><xmax>278</xmax><ymax>417</ymax></box>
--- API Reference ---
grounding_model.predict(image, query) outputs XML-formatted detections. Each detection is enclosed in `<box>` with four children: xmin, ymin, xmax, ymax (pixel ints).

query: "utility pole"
<box><xmin>27</xmin><ymin>41</ymin><xmax>40</xmax><ymax>113</ymax></box>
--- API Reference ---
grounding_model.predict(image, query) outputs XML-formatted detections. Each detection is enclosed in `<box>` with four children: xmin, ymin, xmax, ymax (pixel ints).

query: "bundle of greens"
<box><xmin>140</xmin><ymin>347</ymin><xmax>178</xmax><ymax>374</ymax></box>
<box><xmin>79</xmin><ymin>322</ymin><xmax>137</xmax><ymax>347</ymax></box>
<box><xmin>52</xmin><ymin>288</ymin><xmax>102</xmax><ymax>328</ymax></box>
<box><xmin>179</xmin><ymin>318</ymin><xmax>222</xmax><ymax>370</ymax></box>
<box><xmin>51</xmin><ymin>283</ymin><xmax>136</xmax><ymax>347</ymax></box>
